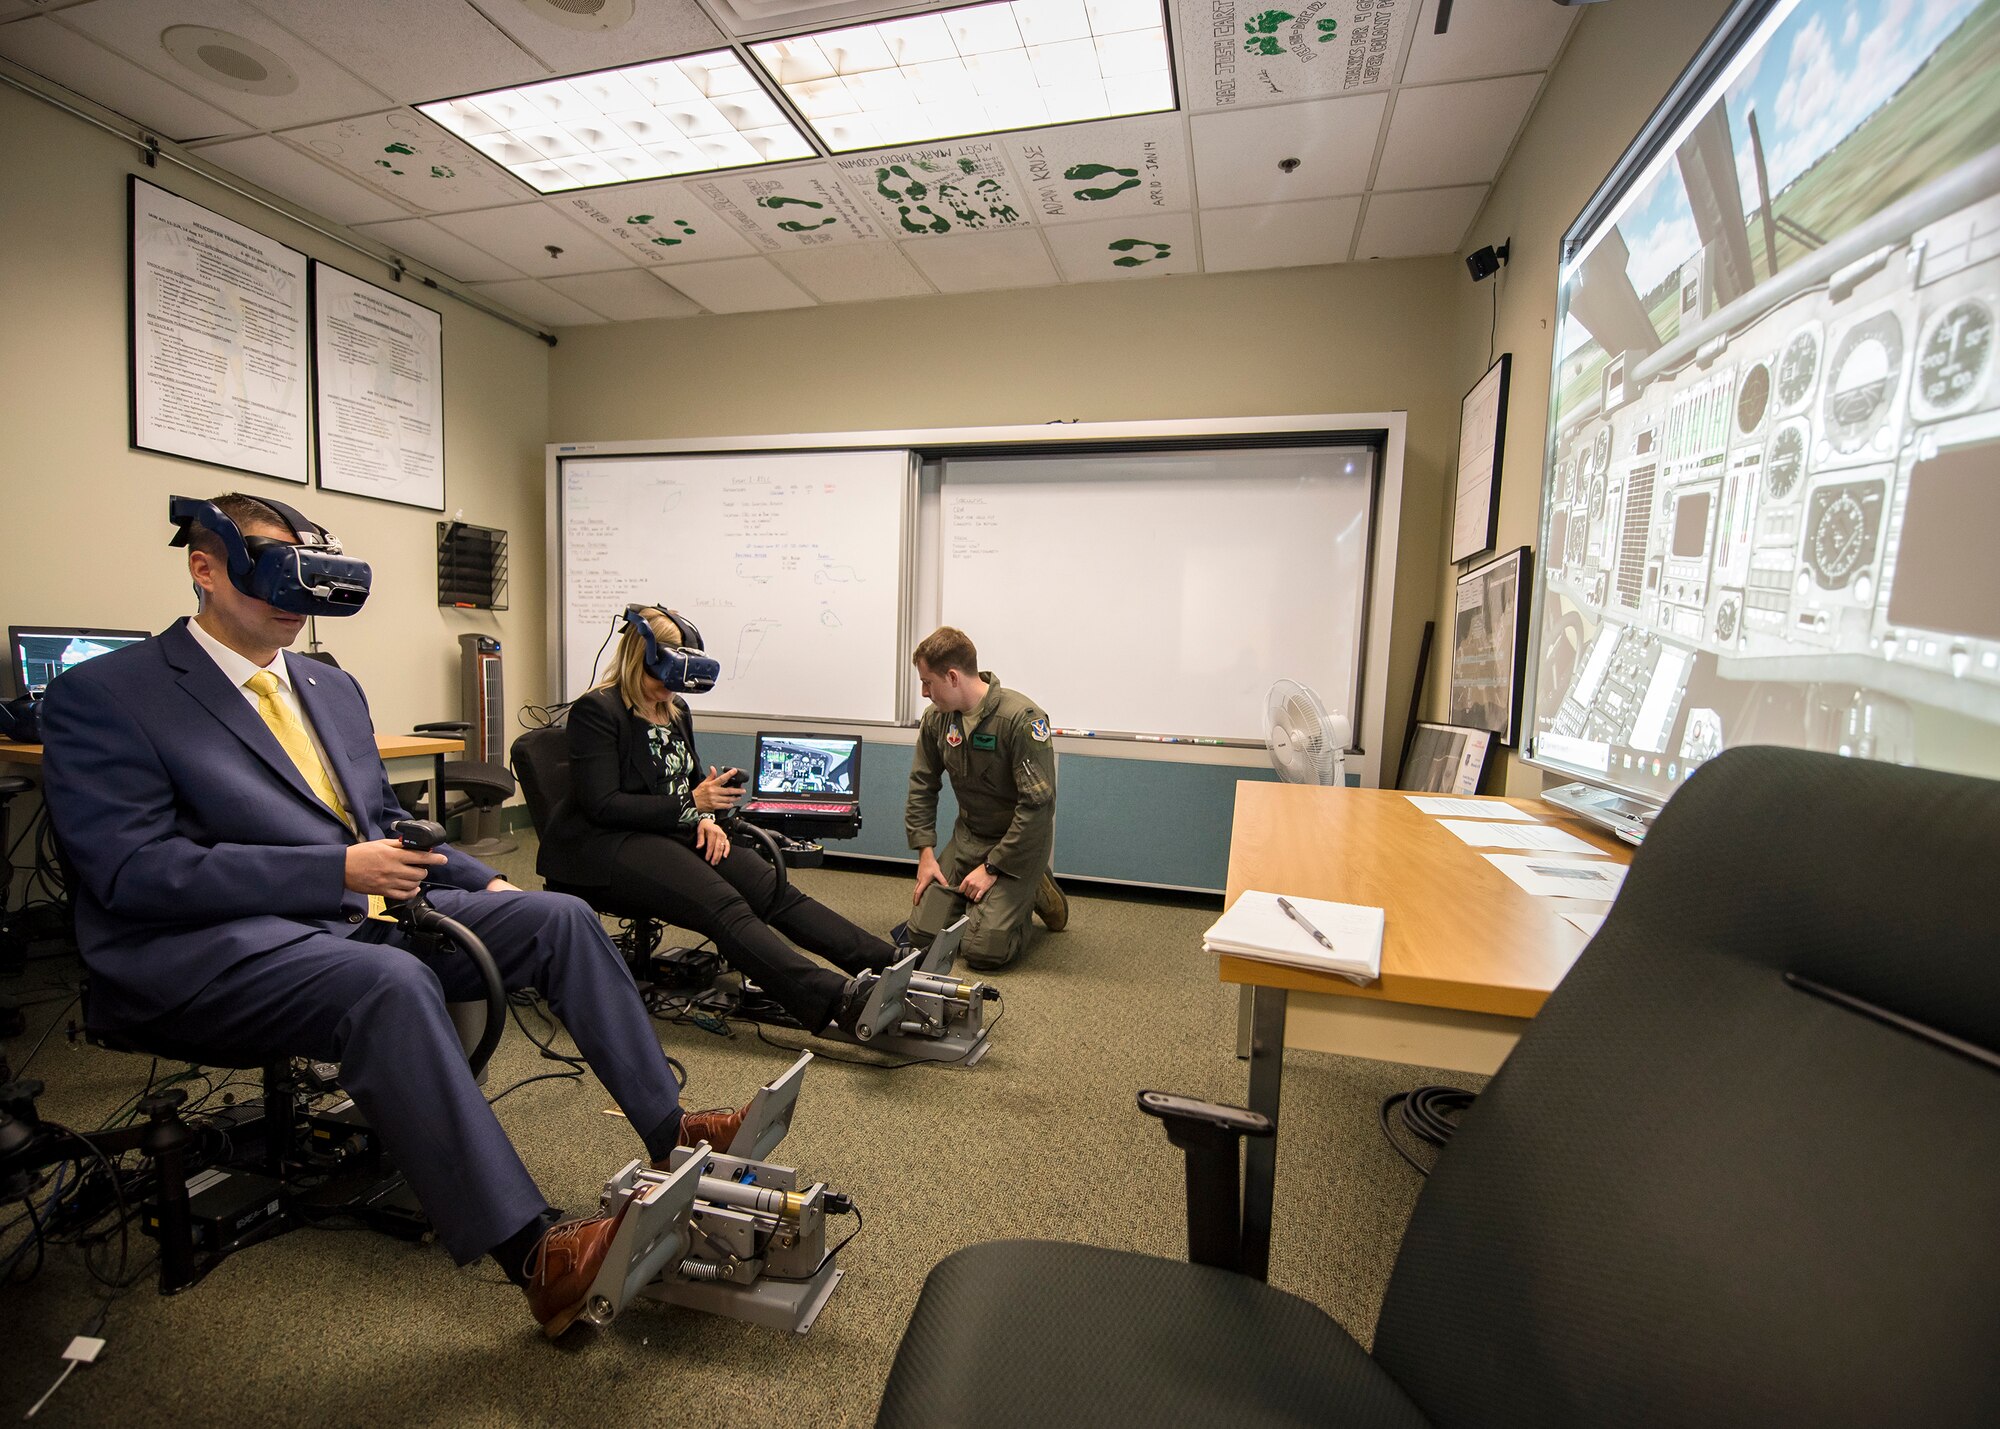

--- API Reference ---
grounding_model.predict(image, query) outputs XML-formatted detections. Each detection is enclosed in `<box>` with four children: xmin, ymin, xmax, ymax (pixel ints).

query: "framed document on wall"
<box><xmin>1451</xmin><ymin>353</ymin><xmax>1510</xmax><ymax>564</ymax></box>
<box><xmin>311</xmin><ymin>262</ymin><xmax>445</xmax><ymax>511</ymax></box>
<box><xmin>129</xmin><ymin>176</ymin><xmax>309</xmax><ymax>483</ymax></box>
<box><xmin>1451</xmin><ymin>545</ymin><xmax>1531</xmax><ymax>745</ymax></box>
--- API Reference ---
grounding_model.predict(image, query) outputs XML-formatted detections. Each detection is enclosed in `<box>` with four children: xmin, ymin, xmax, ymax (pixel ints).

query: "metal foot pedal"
<box><xmin>576</xmin><ymin>1152</ymin><xmax>706</xmax><ymax>1329</ymax></box>
<box><xmin>917</xmin><ymin>915</ymin><xmax>968</xmax><ymax>976</ymax></box>
<box><xmin>853</xmin><ymin>949</ymin><xmax>921</xmax><ymax>1042</ymax></box>
<box><xmin>731</xmin><ymin>1051</ymin><xmax>812</xmax><ymax>1162</ymax></box>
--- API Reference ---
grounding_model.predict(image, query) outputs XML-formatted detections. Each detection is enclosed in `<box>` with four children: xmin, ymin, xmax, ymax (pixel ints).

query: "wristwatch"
<box><xmin>982</xmin><ymin>861</ymin><xmax>1002</xmax><ymax>877</ymax></box>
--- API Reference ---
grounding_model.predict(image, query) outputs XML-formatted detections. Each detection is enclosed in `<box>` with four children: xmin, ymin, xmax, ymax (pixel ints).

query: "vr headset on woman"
<box><xmin>624</xmin><ymin>604</ymin><xmax>720</xmax><ymax>694</ymax></box>
<box><xmin>168</xmin><ymin>495</ymin><xmax>373</xmax><ymax>616</ymax></box>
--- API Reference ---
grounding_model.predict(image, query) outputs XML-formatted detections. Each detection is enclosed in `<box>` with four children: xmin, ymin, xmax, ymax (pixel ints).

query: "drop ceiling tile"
<box><xmin>999</xmin><ymin>115</ymin><xmax>1191</xmax><ymax>227</ymax></box>
<box><xmin>0</xmin><ymin>1</ymin><xmax>91</xmax><ymax>19</ymax></box>
<box><xmin>0</xmin><ymin>15</ymin><xmax>252</xmax><ymax>139</ymax></box>
<box><xmin>188</xmin><ymin>134</ymin><xmax>410</xmax><ymax>223</ymax></box>
<box><xmin>1373</xmin><ymin>73</ymin><xmax>1541</xmax><ymax>190</ymax></box>
<box><xmin>831</xmin><ymin>141</ymin><xmax>1034</xmax><ymax>240</ymax></box>
<box><xmin>545</xmin><ymin>268</ymin><xmax>701</xmax><ymax>320</ymax></box>
<box><xmin>242</xmin><ymin>0</ymin><xmax>549</xmax><ymax>104</ymax></box>
<box><xmin>468</xmin><ymin>277</ymin><xmax>605</xmax><ymax>327</ymax></box>
<box><xmin>1403</xmin><ymin>0</ymin><xmax>1575</xmax><ymax>86</ymax></box>
<box><xmin>1190</xmin><ymin>92</ymin><xmax>1386</xmax><ymax>208</ymax></box>
<box><xmin>652</xmin><ymin>256</ymin><xmax>815</xmax><ymax>313</ymax></box>
<box><xmin>552</xmin><ymin>181</ymin><xmax>758</xmax><ymax>266</ymax></box>
<box><xmin>432</xmin><ymin>202</ymin><xmax>630</xmax><ymax>278</ymax></box>
<box><xmin>279</xmin><ymin>111</ymin><xmax>531</xmax><ymax>214</ymax></box>
<box><xmin>1044</xmin><ymin>212</ymin><xmax>1198</xmax><ymax>283</ymax></box>
<box><xmin>1355</xmin><ymin>183</ymin><xmax>1486</xmax><ymax>259</ymax></box>
<box><xmin>1178</xmin><ymin>0</ymin><xmax>1417</xmax><ymax>110</ymax></box>
<box><xmin>772</xmin><ymin>244</ymin><xmax>933</xmax><ymax>304</ymax></box>
<box><xmin>59</xmin><ymin>0</ymin><xmax>393</xmax><ymax>129</ymax></box>
<box><xmin>464</xmin><ymin>0</ymin><xmax>722</xmax><ymax>76</ymax></box>
<box><xmin>688</xmin><ymin>167</ymin><xmax>885</xmax><ymax>252</ymax></box>
<box><xmin>1200</xmin><ymin>196</ymin><xmax>1361</xmax><ymax>272</ymax></box>
<box><xmin>351</xmin><ymin>216</ymin><xmax>526</xmax><ymax>282</ymax></box>
<box><xmin>901</xmin><ymin>229</ymin><xmax>1059</xmax><ymax>293</ymax></box>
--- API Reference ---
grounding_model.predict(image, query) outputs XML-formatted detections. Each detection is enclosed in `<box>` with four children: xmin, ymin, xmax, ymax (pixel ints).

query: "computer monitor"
<box><xmin>750</xmin><ymin>733</ymin><xmax>862</xmax><ymax>804</ymax></box>
<box><xmin>9</xmin><ymin>626</ymin><xmax>150</xmax><ymax>698</ymax></box>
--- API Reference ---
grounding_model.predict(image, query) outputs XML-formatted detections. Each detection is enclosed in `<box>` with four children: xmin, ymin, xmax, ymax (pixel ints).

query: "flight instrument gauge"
<box><xmin>1916</xmin><ymin>298</ymin><xmax>1993</xmax><ymax>416</ymax></box>
<box><xmin>1804</xmin><ymin>480</ymin><xmax>1884</xmax><ymax>590</ymax></box>
<box><xmin>1589</xmin><ymin>473</ymin><xmax>1606</xmax><ymax>522</ymax></box>
<box><xmin>1824</xmin><ymin>314</ymin><xmax>1903</xmax><ymax>454</ymax></box>
<box><xmin>1559</xmin><ymin>456</ymin><xmax>1577</xmax><ymax>501</ymax></box>
<box><xmin>1765</xmin><ymin>424</ymin><xmax>1806</xmax><ymax>499</ymax></box>
<box><xmin>1592</xmin><ymin>425</ymin><xmax>1612</xmax><ymax>476</ymax></box>
<box><xmin>1737</xmin><ymin>362</ymin><xmax>1771</xmax><ymax>435</ymax></box>
<box><xmin>1777</xmin><ymin>329</ymin><xmax>1819</xmax><ymax>410</ymax></box>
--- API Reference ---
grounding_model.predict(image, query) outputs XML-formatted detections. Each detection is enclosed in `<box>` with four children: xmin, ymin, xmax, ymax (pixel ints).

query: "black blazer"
<box><xmin>537</xmin><ymin>685</ymin><xmax>705</xmax><ymax>887</ymax></box>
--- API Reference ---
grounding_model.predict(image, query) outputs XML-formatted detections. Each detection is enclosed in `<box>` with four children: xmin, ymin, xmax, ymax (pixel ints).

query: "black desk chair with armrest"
<box><xmin>875</xmin><ymin>746</ymin><xmax>2000</xmax><ymax>1429</ymax></box>
<box><xmin>394</xmin><ymin>720</ymin><xmax>517</xmax><ymax>860</ymax></box>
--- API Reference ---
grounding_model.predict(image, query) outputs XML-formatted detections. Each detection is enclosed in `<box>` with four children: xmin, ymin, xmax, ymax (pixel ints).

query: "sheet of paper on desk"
<box><xmin>1203</xmin><ymin>891</ymin><xmax>1383</xmax><ymax>984</ymax></box>
<box><xmin>1406</xmin><ymin>796</ymin><xmax>1538</xmax><ymax>821</ymax></box>
<box><xmin>1482</xmin><ymin>853</ymin><xmax>1629</xmax><ymax>900</ymax></box>
<box><xmin>1560</xmin><ymin>909</ymin><xmax>1608</xmax><ymax>937</ymax></box>
<box><xmin>1437</xmin><ymin>819</ymin><xmax>1603</xmax><ymax>855</ymax></box>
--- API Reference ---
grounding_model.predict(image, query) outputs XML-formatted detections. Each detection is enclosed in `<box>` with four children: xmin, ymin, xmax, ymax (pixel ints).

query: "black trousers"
<box><xmin>606</xmin><ymin>831</ymin><xmax>895</xmax><ymax>1031</ymax></box>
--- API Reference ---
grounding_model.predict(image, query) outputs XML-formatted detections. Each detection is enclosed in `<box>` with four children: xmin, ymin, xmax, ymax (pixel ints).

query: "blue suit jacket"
<box><xmin>40</xmin><ymin>618</ymin><xmax>499</xmax><ymax>1028</ymax></box>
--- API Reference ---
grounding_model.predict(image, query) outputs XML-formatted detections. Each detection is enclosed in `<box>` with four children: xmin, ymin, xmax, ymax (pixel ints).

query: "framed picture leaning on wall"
<box><xmin>1450</xmin><ymin>545</ymin><xmax>1531</xmax><ymax>745</ymax></box>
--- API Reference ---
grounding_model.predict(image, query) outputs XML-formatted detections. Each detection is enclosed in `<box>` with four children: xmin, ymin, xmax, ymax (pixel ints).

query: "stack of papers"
<box><xmin>1204</xmin><ymin>891</ymin><xmax>1384</xmax><ymax>985</ymax></box>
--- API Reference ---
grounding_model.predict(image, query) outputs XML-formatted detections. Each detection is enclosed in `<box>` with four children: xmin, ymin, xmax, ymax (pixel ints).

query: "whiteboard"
<box><xmin>560</xmin><ymin>451</ymin><xmax>911</xmax><ymax>722</ymax></box>
<box><xmin>938</xmin><ymin>448</ymin><xmax>1373</xmax><ymax>741</ymax></box>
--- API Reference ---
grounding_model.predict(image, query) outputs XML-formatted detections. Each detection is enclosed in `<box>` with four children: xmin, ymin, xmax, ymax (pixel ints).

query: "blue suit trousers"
<box><xmin>134</xmin><ymin>888</ymin><xmax>678</xmax><ymax>1264</ymax></box>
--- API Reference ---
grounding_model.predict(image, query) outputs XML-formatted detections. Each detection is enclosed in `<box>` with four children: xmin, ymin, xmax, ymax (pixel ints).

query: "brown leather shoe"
<box><xmin>1034</xmin><ymin>870</ymin><xmax>1069</xmax><ymax>931</ymax></box>
<box><xmin>523</xmin><ymin>1206</ymin><xmax>627</xmax><ymax>1339</ymax></box>
<box><xmin>676</xmin><ymin>1103</ymin><xmax>746</xmax><ymax>1155</ymax></box>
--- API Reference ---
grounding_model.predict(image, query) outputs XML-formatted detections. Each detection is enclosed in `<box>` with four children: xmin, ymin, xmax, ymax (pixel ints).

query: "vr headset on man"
<box><xmin>168</xmin><ymin>494</ymin><xmax>374</xmax><ymax>617</ymax></box>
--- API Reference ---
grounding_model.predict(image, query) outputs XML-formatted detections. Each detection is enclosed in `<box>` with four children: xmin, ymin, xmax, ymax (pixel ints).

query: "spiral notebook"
<box><xmin>1203</xmin><ymin>891</ymin><xmax>1384</xmax><ymax>985</ymax></box>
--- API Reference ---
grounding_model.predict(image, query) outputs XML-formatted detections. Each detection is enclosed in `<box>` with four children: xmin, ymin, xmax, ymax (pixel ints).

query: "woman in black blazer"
<box><xmin>538</xmin><ymin>608</ymin><xmax>894</xmax><ymax>1035</ymax></box>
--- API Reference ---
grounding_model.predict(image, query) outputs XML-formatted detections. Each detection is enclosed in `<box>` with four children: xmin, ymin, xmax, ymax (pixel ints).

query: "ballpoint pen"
<box><xmin>1276</xmin><ymin>895</ymin><xmax>1335</xmax><ymax>952</ymax></box>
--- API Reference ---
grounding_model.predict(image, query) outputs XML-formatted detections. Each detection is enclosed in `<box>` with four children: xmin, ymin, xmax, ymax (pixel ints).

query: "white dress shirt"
<box><xmin>185</xmin><ymin>617</ymin><xmax>356</xmax><ymax>815</ymax></box>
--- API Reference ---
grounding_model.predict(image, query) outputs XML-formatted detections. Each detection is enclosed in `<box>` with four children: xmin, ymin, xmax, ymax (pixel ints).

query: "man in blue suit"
<box><xmin>40</xmin><ymin>493</ymin><xmax>741</xmax><ymax>1337</ymax></box>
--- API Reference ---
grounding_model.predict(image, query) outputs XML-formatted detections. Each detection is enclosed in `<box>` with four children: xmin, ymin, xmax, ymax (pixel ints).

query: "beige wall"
<box><xmin>0</xmin><ymin>77</ymin><xmax>551</xmax><ymax>741</ymax></box>
<box><xmin>1434</xmin><ymin>0</ymin><xmax>1737</xmax><ymax>793</ymax></box>
<box><xmin>550</xmin><ymin>258</ymin><xmax>1464</xmax><ymax>763</ymax></box>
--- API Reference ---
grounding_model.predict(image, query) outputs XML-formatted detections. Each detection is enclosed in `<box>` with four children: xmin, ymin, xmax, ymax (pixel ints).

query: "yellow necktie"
<box><xmin>245</xmin><ymin>670</ymin><xmax>385</xmax><ymax>919</ymax></box>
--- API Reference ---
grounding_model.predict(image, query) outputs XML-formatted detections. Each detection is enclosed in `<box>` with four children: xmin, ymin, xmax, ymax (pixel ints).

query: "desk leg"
<box><xmin>1236</xmin><ymin>985</ymin><xmax>1253</xmax><ymax>1059</ymax></box>
<box><xmin>1240</xmin><ymin>985</ymin><xmax>1287</xmax><ymax>1282</ymax></box>
<box><xmin>429</xmin><ymin>754</ymin><xmax>446</xmax><ymax>832</ymax></box>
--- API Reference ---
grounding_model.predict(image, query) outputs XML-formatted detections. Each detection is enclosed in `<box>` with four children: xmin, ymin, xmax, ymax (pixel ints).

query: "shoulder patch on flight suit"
<box><xmin>1028</xmin><ymin>717</ymin><xmax>1049</xmax><ymax>742</ymax></box>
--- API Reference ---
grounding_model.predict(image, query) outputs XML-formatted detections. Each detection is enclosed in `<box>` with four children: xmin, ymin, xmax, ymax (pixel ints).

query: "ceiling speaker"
<box><xmin>513</xmin><ymin>0</ymin><xmax>637</xmax><ymax>31</ymax></box>
<box><xmin>159</xmin><ymin>25</ymin><xmax>298</xmax><ymax>96</ymax></box>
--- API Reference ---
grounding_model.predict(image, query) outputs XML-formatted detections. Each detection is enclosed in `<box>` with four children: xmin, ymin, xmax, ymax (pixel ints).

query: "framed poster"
<box><xmin>311</xmin><ymin>262</ymin><xmax>445</xmax><ymax>511</ymax></box>
<box><xmin>1451</xmin><ymin>353</ymin><xmax>1510</xmax><ymax>563</ymax></box>
<box><xmin>129</xmin><ymin>176</ymin><xmax>309</xmax><ymax>483</ymax></box>
<box><xmin>1397</xmin><ymin>722</ymin><xmax>1495</xmax><ymax>794</ymax></box>
<box><xmin>1451</xmin><ymin>545</ymin><xmax>1531</xmax><ymax>745</ymax></box>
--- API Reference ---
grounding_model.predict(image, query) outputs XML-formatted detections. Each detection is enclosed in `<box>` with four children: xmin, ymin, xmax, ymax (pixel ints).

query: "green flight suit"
<box><xmin>905</xmin><ymin>673</ymin><xmax>1057</xmax><ymax>970</ymax></box>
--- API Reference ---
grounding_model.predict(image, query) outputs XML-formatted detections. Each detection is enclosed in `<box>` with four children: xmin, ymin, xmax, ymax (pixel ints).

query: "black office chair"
<box><xmin>508</xmin><ymin>723</ymin><xmax>792</xmax><ymax>975</ymax></box>
<box><xmin>394</xmin><ymin>719</ymin><xmax>517</xmax><ymax>859</ymax></box>
<box><xmin>875</xmin><ymin>746</ymin><xmax>2000</xmax><ymax>1428</ymax></box>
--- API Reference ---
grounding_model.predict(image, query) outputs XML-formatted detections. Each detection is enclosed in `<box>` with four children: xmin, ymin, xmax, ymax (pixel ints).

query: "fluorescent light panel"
<box><xmin>751</xmin><ymin>0</ymin><xmax>1175</xmax><ymax>153</ymax></box>
<box><xmin>417</xmin><ymin>49</ymin><xmax>816</xmax><ymax>193</ymax></box>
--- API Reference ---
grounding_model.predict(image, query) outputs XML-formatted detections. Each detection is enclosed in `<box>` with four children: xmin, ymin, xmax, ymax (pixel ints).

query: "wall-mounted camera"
<box><xmin>1467</xmin><ymin>241</ymin><xmax>1511</xmax><ymax>283</ymax></box>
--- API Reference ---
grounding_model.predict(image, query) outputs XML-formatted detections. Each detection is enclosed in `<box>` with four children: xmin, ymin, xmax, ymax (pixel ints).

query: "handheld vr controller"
<box><xmin>623</xmin><ymin>604</ymin><xmax>720</xmax><ymax>694</ymax></box>
<box><xmin>169</xmin><ymin>495</ymin><xmax>373</xmax><ymax>617</ymax></box>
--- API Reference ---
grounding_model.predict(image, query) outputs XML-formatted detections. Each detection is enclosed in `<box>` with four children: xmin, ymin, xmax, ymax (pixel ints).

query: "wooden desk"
<box><xmin>0</xmin><ymin>734</ymin><xmax>463</xmax><ymax>836</ymax></box>
<box><xmin>1221</xmin><ymin>782</ymin><xmax>1632</xmax><ymax>1277</ymax></box>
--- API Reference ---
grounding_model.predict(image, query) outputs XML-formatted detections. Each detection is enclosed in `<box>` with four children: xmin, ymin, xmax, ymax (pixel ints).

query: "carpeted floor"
<box><xmin>1</xmin><ymin>841</ymin><xmax>1483</xmax><ymax>1426</ymax></box>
